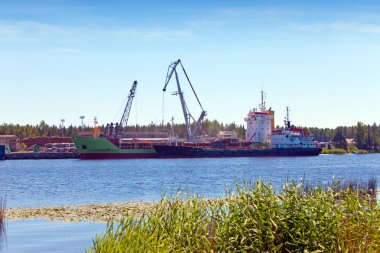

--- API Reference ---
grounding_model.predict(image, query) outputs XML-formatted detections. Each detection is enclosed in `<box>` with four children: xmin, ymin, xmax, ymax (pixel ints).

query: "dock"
<box><xmin>5</xmin><ymin>152</ymin><xmax>79</xmax><ymax>160</ymax></box>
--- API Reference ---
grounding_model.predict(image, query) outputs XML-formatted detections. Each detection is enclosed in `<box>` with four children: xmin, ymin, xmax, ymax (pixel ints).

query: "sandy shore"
<box><xmin>5</xmin><ymin>191</ymin><xmax>379</xmax><ymax>223</ymax></box>
<box><xmin>6</xmin><ymin>202</ymin><xmax>156</xmax><ymax>222</ymax></box>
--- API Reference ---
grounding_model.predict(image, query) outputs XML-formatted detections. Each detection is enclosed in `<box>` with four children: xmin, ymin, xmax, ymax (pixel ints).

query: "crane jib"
<box><xmin>162</xmin><ymin>59</ymin><xmax>207</xmax><ymax>141</ymax></box>
<box><xmin>119</xmin><ymin>80</ymin><xmax>138</xmax><ymax>129</ymax></box>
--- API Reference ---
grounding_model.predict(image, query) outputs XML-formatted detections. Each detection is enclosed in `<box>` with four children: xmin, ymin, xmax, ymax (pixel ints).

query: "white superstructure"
<box><xmin>270</xmin><ymin>129</ymin><xmax>318</xmax><ymax>148</ymax></box>
<box><xmin>270</xmin><ymin>107</ymin><xmax>318</xmax><ymax>149</ymax></box>
<box><xmin>245</xmin><ymin>91</ymin><xmax>274</xmax><ymax>143</ymax></box>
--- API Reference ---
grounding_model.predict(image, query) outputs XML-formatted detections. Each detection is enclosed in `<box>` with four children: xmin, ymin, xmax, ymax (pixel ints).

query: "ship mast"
<box><xmin>285</xmin><ymin>106</ymin><xmax>291</xmax><ymax>129</ymax></box>
<box><xmin>259</xmin><ymin>90</ymin><xmax>266</xmax><ymax>112</ymax></box>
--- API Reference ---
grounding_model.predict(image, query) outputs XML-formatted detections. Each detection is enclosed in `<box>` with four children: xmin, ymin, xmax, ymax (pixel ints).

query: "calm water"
<box><xmin>4</xmin><ymin>220</ymin><xmax>104</xmax><ymax>253</ymax></box>
<box><xmin>0</xmin><ymin>155</ymin><xmax>379</xmax><ymax>252</ymax></box>
<box><xmin>0</xmin><ymin>154</ymin><xmax>379</xmax><ymax>208</ymax></box>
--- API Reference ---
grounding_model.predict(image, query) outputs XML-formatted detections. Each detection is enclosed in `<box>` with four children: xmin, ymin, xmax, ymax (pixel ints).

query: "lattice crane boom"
<box><xmin>119</xmin><ymin>80</ymin><xmax>138</xmax><ymax>130</ymax></box>
<box><xmin>162</xmin><ymin>59</ymin><xmax>207</xmax><ymax>141</ymax></box>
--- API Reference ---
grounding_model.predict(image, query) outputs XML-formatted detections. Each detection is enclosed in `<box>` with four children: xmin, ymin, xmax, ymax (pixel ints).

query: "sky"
<box><xmin>1</xmin><ymin>0</ymin><xmax>379</xmax><ymax>129</ymax></box>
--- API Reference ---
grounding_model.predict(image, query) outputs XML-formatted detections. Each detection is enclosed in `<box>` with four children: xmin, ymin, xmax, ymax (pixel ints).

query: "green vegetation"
<box><xmin>321</xmin><ymin>147</ymin><xmax>347</xmax><ymax>154</ymax></box>
<box><xmin>352</xmin><ymin>149</ymin><xmax>369</xmax><ymax>154</ymax></box>
<box><xmin>88</xmin><ymin>180</ymin><xmax>380</xmax><ymax>253</ymax></box>
<box><xmin>309</xmin><ymin>122</ymin><xmax>380</xmax><ymax>152</ymax></box>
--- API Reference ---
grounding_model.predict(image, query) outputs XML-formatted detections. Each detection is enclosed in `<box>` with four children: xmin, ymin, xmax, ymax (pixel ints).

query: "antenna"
<box><xmin>286</xmin><ymin>106</ymin><xmax>290</xmax><ymax>122</ymax></box>
<box><xmin>60</xmin><ymin>119</ymin><xmax>65</xmax><ymax>137</ymax></box>
<box><xmin>285</xmin><ymin>106</ymin><xmax>291</xmax><ymax>129</ymax></box>
<box><xmin>259</xmin><ymin>90</ymin><xmax>266</xmax><ymax>112</ymax></box>
<box><xmin>171</xmin><ymin>117</ymin><xmax>175</xmax><ymax>136</ymax></box>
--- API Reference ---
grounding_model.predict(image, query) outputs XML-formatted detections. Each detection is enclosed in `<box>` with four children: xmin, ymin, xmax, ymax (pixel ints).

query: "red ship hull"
<box><xmin>80</xmin><ymin>152</ymin><xmax>158</xmax><ymax>160</ymax></box>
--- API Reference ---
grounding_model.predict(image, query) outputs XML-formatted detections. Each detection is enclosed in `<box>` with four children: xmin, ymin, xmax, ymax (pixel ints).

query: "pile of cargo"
<box><xmin>20</xmin><ymin>137</ymin><xmax>76</xmax><ymax>153</ymax></box>
<box><xmin>21</xmin><ymin>137</ymin><xmax>72</xmax><ymax>147</ymax></box>
<box><xmin>43</xmin><ymin>143</ymin><xmax>76</xmax><ymax>153</ymax></box>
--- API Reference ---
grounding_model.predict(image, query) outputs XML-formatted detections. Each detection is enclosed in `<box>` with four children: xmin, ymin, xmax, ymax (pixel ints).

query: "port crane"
<box><xmin>119</xmin><ymin>80</ymin><xmax>138</xmax><ymax>132</ymax></box>
<box><xmin>105</xmin><ymin>80</ymin><xmax>138</xmax><ymax>136</ymax></box>
<box><xmin>163</xmin><ymin>59</ymin><xmax>207</xmax><ymax>141</ymax></box>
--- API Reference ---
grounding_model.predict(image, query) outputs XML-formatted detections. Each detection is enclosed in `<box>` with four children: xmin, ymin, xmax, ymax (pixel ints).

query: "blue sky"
<box><xmin>1</xmin><ymin>0</ymin><xmax>379</xmax><ymax>128</ymax></box>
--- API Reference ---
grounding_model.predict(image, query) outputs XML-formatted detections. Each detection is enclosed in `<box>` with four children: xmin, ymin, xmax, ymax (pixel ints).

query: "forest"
<box><xmin>0</xmin><ymin>119</ymin><xmax>379</xmax><ymax>151</ymax></box>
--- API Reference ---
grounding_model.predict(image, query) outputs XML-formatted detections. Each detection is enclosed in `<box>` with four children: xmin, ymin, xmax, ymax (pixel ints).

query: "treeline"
<box><xmin>1</xmin><ymin>120</ymin><xmax>379</xmax><ymax>151</ymax></box>
<box><xmin>0</xmin><ymin>121</ymin><xmax>83</xmax><ymax>139</ymax></box>
<box><xmin>307</xmin><ymin>122</ymin><xmax>380</xmax><ymax>151</ymax></box>
<box><xmin>0</xmin><ymin>119</ymin><xmax>245</xmax><ymax>140</ymax></box>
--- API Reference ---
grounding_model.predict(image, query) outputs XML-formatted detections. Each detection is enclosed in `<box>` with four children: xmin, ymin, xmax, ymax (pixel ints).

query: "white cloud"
<box><xmin>0</xmin><ymin>20</ymin><xmax>79</xmax><ymax>42</ymax></box>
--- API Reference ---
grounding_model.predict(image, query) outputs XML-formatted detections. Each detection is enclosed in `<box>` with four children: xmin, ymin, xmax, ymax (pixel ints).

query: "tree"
<box><xmin>372</xmin><ymin>123</ymin><xmax>379</xmax><ymax>151</ymax></box>
<box><xmin>365</xmin><ymin>124</ymin><xmax>373</xmax><ymax>150</ymax></box>
<box><xmin>38</xmin><ymin>120</ymin><xmax>48</xmax><ymax>136</ymax></box>
<box><xmin>332</xmin><ymin>128</ymin><xmax>347</xmax><ymax>149</ymax></box>
<box><xmin>354</xmin><ymin>122</ymin><xmax>365</xmax><ymax>149</ymax></box>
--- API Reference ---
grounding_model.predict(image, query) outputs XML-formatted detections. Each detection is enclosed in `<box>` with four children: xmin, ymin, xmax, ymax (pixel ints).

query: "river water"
<box><xmin>0</xmin><ymin>154</ymin><xmax>379</xmax><ymax>252</ymax></box>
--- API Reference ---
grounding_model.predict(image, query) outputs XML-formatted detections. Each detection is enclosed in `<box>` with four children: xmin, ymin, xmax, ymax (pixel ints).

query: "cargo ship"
<box><xmin>153</xmin><ymin>145</ymin><xmax>321</xmax><ymax>158</ymax></box>
<box><xmin>153</xmin><ymin>97</ymin><xmax>322</xmax><ymax>158</ymax></box>
<box><xmin>153</xmin><ymin>127</ymin><xmax>321</xmax><ymax>158</ymax></box>
<box><xmin>72</xmin><ymin>133</ymin><xmax>168</xmax><ymax>160</ymax></box>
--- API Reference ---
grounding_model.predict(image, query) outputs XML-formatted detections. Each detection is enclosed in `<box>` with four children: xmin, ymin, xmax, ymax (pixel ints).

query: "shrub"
<box><xmin>322</xmin><ymin>147</ymin><xmax>347</xmax><ymax>154</ymax></box>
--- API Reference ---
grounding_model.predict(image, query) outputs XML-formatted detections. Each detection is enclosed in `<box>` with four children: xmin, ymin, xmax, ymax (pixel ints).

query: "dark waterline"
<box><xmin>0</xmin><ymin>154</ymin><xmax>379</xmax><ymax>208</ymax></box>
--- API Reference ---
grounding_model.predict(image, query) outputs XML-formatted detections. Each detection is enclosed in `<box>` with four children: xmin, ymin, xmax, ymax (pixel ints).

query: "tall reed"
<box><xmin>88</xmin><ymin>179</ymin><xmax>380</xmax><ymax>253</ymax></box>
<box><xmin>0</xmin><ymin>197</ymin><xmax>5</xmax><ymax>249</ymax></box>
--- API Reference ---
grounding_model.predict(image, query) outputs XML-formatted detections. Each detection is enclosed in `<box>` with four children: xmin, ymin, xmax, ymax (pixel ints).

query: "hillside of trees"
<box><xmin>0</xmin><ymin>120</ymin><xmax>379</xmax><ymax>151</ymax></box>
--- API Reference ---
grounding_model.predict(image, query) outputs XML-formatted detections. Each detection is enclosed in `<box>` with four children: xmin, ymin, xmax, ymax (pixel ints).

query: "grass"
<box><xmin>88</xmin><ymin>179</ymin><xmax>380</xmax><ymax>253</ymax></box>
<box><xmin>321</xmin><ymin>147</ymin><xmax>347</xmax><ymax>154</ymax></box>
<box><xmin>322</xmin><ymin>147</ymin><xmax>370</xmax><ymax>154</ymax></box>
<box><xmin>352</xmin><ymin>149</ymin><xmax>369</xmax><ymax>154</ymax></box>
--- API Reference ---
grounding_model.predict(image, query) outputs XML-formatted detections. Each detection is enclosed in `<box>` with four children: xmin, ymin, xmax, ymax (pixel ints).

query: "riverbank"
<box><xmin>6</xmin><ymin>202</ymin><xmax>156</xmax><ymax>222</ymax></box>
